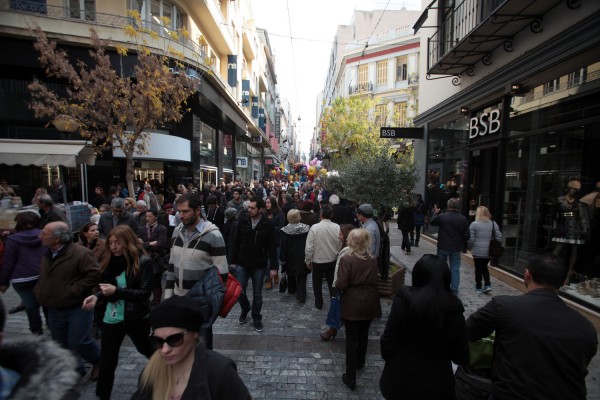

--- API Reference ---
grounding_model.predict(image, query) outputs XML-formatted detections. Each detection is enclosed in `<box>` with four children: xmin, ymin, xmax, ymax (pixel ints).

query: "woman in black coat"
<box><xmin>82</xmin><ymin>225</ymin><xmax>155</xmax><ymax>400</ymax></box>
<box><xmin>397</xmin><ymin>205</ymin><xmax>415</xmax><ymax>254</ymax></box>
<box><xmin>137</xmin><ymin>210</ymin><xmax>168</xmax><ymax>305</ymax></box>
<box><xmin>380</xmin><ymin>254</ymin><xmax>469</xmax><ymax>400</ymax></box>
<box><xmin>279</xmin><ymin>209</ymin><xmax>310</xmax><ymax>303</ymax></box>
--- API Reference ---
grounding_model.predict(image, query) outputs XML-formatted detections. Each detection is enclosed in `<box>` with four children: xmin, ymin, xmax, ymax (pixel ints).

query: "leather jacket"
<box><xmin>96</xmin><ymin>255</ymin><xmax>152</xmax><ymax>321</ymax></box>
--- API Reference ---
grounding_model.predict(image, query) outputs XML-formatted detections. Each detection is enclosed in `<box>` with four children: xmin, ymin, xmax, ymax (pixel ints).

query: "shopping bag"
<box><xmin>325</xmin><ymin>294</ymin><xmax>342</xmax><ymax>330</ymax></box>
<box><xmin>279</xmin><ymin>273</ymin><xmax>288</xmax><ymax>293</ymax></box>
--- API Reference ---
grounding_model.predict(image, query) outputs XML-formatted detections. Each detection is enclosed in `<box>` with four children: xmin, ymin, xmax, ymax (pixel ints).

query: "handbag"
<box><xmin>279</xmin><ymin>273</ymin><xmax>288</xmax><ymax>293</ymax></box>
<box><xmin>325</xmin><ymin>293</ymin><xmax>342</xmax><ymax>330</ymax></box>
<box><xmin>218</xmin><ymin>272</ymin><xmax>242</xmax><ymax>318</ymax></box>
<box><xmin>488</xmin><ymin>221</ymin><xmax>504</xmax><ymax>258</ymax></box>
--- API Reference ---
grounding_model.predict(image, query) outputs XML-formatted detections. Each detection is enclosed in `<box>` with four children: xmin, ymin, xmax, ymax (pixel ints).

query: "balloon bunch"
<box><xmin>306</xmin><ymin>157</ymin><xmax>328</xmax><ymax>182</ymax></box>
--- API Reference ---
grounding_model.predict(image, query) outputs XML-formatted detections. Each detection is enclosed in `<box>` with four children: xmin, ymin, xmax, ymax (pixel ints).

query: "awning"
<box><xmin>0</xmin><ymin>139</ymin><xmax>96</xmax><ymax>167</ymax></box>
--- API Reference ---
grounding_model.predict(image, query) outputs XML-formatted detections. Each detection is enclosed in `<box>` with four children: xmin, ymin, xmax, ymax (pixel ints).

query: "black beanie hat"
<box><xmin>150</xmin><ymin>296</ymin><xmax>203</xmax><ymax>332</ymax></box>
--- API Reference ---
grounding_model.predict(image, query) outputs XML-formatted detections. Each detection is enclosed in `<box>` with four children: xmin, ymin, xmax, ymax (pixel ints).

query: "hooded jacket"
<box><xmin>165</xmin><ymin>221</ymin><xmax>228</xmax><ymax>298</ymax></box>
<box><xmin>0</xmin><ymin>229</ymin><xmax>45</xmax><ymax>285</ymax></box>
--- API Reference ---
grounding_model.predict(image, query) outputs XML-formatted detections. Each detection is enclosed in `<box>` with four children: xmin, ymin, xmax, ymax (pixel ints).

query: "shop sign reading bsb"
<box><xmin>469</xmin><ymin>109</ymin><xmax>501</xmax><ymax>140</ymax></box>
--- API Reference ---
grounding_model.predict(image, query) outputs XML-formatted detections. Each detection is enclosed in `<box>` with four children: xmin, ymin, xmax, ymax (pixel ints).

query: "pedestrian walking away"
<box><xmin>430</xmin><ymin>198</ymin><xmax>469</xmax><ymax>295</ymax></box>
<box><xmin>468</xmin><ymin>206</ymin><xmax>502</xmax><ymax>293</ymax></box>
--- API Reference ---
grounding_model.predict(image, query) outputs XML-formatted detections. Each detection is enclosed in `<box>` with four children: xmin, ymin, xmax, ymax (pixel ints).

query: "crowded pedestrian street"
<box><xmin>2</xmin><ymin>224</ymin><xmax>599</xmax><ymax>399</ymax></box>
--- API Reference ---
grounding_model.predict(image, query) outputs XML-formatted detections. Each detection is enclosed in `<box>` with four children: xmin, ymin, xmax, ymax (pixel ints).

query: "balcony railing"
<box><xmin>427</xmin><ymin>0</ymin><xmax>504</xmax><ymax>72</ymax></box>
<box><xmin>516</xmin><ymin>70</ymin><xmax>600</xmax><ymax>105</ymax></box>
<box><xmin>2</xmin><ymin>0</ymin><xmax>207</xmax><ymax>60</ymax></box>
<box><xmin>348</xmin><ymin>82</ymin><xmax>373</xmax><ymax>95</ymax></box>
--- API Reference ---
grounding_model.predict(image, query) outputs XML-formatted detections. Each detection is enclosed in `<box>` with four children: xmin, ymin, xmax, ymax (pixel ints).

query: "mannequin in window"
<box><xmin>552</xmin><ymin>180</ymin><xmax>587</xmax><ymax>284</ymax></box>
<box><xmin>580</xmin><ymin>181</ymin><xmax>600</xmax><ymax>271</ymax></box>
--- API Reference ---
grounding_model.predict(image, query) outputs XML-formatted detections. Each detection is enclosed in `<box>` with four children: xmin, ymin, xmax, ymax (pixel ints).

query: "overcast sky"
<box><xmin>251</xmin><ymin>0</ymin><xmax>421</xmax><ymax>156</ymax></box>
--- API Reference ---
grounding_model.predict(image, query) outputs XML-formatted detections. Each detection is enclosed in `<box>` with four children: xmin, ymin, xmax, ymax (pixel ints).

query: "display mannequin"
<box><xmin>552</xmin><ymin>180</ymin><xmax>587</xmax><ymax>284</ymax></box>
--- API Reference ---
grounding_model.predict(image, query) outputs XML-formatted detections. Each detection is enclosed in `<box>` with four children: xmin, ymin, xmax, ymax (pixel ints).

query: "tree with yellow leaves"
<box><xmin>28</xmin><ymin>21</ymin><xmax>197</xmax><ymax>197</ymax></box>
<box><xmin>320</xmin><ymin>96</ymin><xmax>391</xmax><ymax>164</ymax></box>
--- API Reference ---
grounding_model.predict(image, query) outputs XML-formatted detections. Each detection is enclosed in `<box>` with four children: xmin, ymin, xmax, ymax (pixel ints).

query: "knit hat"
<box><xmin>357</xmin><ymin>203</ymin><xmax>374</xmax><ymax>217</ymax></box>
<box><xmin>224</xmin><ymin>207</ymin><xmax>237</xmax><ymax>220</ymax></box>
<box><xmin>163</xmin><ymin>203</ymin><xmax>173</xmax><ymax>210</ymax></box>
<box><xmin>150</xmin><ymin>296</ymin><xmax>203</xmax><ymax>332</ymax></box>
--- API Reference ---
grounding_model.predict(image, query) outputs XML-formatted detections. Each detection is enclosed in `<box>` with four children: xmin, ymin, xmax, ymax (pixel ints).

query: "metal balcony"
<box><xmin>348</xmin><ymin>82</ymin><xmax>374</xmax><ymax>95</ymax></box>
<box><xmin>426</xmin><ymin>0</ymin><xmax>565</xmax><ymax>77</ymax></box>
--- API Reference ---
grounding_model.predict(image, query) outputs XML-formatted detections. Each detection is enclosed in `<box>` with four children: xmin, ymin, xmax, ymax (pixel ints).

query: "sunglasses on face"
<box><xmin>150</xmin><ymin>330</ymin><xmax>188</xmax><ymax>349</ymax></box>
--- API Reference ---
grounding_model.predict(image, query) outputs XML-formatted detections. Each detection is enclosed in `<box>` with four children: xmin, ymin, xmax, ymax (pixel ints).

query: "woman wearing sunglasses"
<box><xmin>82</xmin><ymin>225</ymin><xmax>155</xmax><ymax>400</ymax></box>
<box><xmin>132</xmin><ymin>296</ymin><xmax>251</xmax><ymax>400</ymax></box>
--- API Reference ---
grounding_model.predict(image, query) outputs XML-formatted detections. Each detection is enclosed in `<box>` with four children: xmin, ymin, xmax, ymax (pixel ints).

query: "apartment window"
<box><xmin>396</xmin><ymin>56</ymin><xmax>408</xmax><ymax>82</ymax></box>
<box><xmin>568</xmin><ymin>67</ymin><xmax>587</xmax><ymax>88</ymax></box>
<box><xmin>377</xmin><ymin>60</ymin><xmax>388</xmax><ymax>85</ymax></box>
<box><xmin>67</xmin><ymin>0</ymin><xmax>95</xmax><ymax>21</ymax></box>
<box><xmin>375</xmin><ymin>104</ymin><xmax>387</xmax><ymax>126</ymax></box>
<box><xmin>358</xmin><ymin>64</ymin><xmax>368</xmax><ymax>85</ymax></box>
<box><xmin>11</xmin><ymin>0</ymin><xmax>47</xmax><ymax>14</ymax></box>
<box><xmin>543</xmin><ymin>78</ymin><xmax>560</xmax><ymax>95</ymax></box>
<box><xmin>395</xmin><ymin>102</ymin><xmax>407</xmax><ymax>127</ymax></box>
<box><xmin>129</xmin><ymin>0</ymin><xmax>186</xmax><ymax>34</ymax></box>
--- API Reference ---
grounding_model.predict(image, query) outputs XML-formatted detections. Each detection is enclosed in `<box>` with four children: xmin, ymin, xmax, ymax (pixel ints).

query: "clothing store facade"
<box><xmin>415</xmin><ymin>0</ymin><xmax>600</xmax><ymax>320</ymax></box>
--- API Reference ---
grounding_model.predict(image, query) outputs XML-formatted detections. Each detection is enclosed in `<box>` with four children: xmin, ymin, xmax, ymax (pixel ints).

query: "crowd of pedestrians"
<box><xmin>0</xmin><ymin>177</ymin><xmax>597</xmax><ymax>399</ymax></box>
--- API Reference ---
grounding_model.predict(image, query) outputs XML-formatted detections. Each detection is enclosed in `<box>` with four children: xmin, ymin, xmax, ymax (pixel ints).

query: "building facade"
<box><xmin>0</xmin><ymin>0</ymin><xmax>288</xmax><ymax>202</ymax></box>
<box><xmin>415</xmin><ymin>0</ymin><xmax>600</xmax><ymax>318</ymax></box>
<box><xmin>317</xmin><ymin>9</ymin><xmax>422</xmax><ymax>171</ymax></box>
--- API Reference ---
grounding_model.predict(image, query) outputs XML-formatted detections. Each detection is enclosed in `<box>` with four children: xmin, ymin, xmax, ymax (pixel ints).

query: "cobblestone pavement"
<box><xmin>2</xmin><ymin>225</ymin><xmax>599</xmax><ymax>399</ymax></box>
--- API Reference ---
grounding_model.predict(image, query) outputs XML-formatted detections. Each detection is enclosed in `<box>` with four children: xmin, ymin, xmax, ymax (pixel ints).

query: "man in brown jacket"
<box><xmin>35</xmin><ymin>221</ymin><xmax>101</xmax><ymax>380</ymax></box>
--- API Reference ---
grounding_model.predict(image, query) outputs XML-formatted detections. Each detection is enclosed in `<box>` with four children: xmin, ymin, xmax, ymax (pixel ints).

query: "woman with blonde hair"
<box><xmin>336</xmin><ymin>228</ymin><xmax>381</xmax><ymax>391</ymax></box>
<box><xmin>468</xmin><ymin>206</ymin><xmax>502</xmax><ymax>293</ymax></box>
<box><xmin>132</xmin><ymin>296</ymin><xmax>251</xmax><ymax>400</ymax></box>
<box><xmin>82</xmin><ymin>225</ymin><xmax>155</xmax><ymax>400</ymax></box>
<box><xmin>124</xmin><ymin>197</ymin><xmax>137</xmax><ymax>214</ymax></box>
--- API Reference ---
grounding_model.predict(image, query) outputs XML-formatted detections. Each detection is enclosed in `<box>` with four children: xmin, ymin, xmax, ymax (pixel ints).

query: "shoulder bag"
<box><xmin>488</xmin><ymin>221</ymin><xmax>504</xmax><ymax>258</ymax></box>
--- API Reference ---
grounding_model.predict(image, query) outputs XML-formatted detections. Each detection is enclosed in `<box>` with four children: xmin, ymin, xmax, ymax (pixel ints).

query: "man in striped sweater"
<box><xmin>164</xmin><ymin>192</ymin><xmax>228</xmax><ymax>349</ymax></box>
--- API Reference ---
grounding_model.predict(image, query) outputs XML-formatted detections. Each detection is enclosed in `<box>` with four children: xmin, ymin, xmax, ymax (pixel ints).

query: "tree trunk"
<box><xmin>125</xmin><ymin>152</ymin><xmax>135</xmax><ymax>200</ymax></box>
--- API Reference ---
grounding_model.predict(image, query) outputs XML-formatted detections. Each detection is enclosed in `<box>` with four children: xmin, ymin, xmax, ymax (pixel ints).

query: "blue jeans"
<box><xmin>12</xmin><ymin>280</ymin><xmax>43</xmax><ymax>333</ymax></box>
<box><xmin>236</xmin><ymin>265</ymin><xmax>265</xmax><ymax>322</ymax></box>
<box><xmin>437</xmin><ymin>249</ymin><xmax>462</xmax><ymax>294</ymax></box>
<box><xmin>48</xmin><ymin>305</ymin><xmax>101</xmax><ymax>376</ymax></box>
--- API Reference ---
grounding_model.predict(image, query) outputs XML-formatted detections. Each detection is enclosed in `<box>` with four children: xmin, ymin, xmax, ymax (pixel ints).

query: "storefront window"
<box><xmin>503</xmin><ymin>104</ymin><xmax>600</xmax><ymax>309</ymax></box>
<box><xmin>426</xmin><ymin>117</ymin><xmax>469</xmax><ymax>238</ymax></box>
<box><xmin>200</xmin><ymin>123</ymin><xmax>216</xmax><ymax>166</ymax></box>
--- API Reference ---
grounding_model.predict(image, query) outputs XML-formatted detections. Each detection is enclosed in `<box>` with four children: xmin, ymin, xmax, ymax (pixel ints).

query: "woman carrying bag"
<box><xmin>468</xmin><ymin>206</ymin><xmax>502</xmax><ymax>293</ymax></box>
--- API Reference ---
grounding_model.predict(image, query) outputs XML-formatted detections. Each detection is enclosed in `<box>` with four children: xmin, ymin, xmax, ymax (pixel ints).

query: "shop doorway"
<box><xmin>468</xmin><ymin>146</ymin><xmax>500</xmax><ymax>223</ymax></box>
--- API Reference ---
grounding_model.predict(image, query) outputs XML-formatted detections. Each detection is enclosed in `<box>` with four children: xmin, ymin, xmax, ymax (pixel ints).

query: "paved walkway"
<box><xmin>2</xmin><ymin>226</ymin><xmax>599</xmax><ymax>399</ymax></box>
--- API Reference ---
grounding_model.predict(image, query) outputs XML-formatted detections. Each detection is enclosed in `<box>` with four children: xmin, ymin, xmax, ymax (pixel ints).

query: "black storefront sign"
<box><xmin>380</xmin><ymin>127</ymin><xmax>424</xmax><ymax>139</ymax></box>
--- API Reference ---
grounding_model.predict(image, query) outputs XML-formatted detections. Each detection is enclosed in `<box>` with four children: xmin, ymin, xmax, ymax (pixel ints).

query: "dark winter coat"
<box><xmin>39</xmin><ymin>206</ymin><xmax>66</xmax><ymax>228</ymax></box>
<box><xmin>0</xmin><ymin>229</ymin><xmax>45</xmax><ymax>285</ymax></box>
<box><xmin>268</xmin><ymin>210</ymin><xmax>285</xmax><ymax>246</ymax></box>
<box><xmin>35</xmin><ymin>243</ymin><xmax>101</xmax><ymax>309</ymax></box>
<box><xmin>95</xmin><ymin>255</ymin><xmax>153</xmax><ymax>322</ymax></box>
<box><xmin>223</xmin><ymin>219</ymin><xmax>238</xmax><ymax>265</ymax></box>
<box><xmin>131</xmin><ymin>343</ymin><xmax>251</xmax><ymax>400</ymax></box>
<box><xmin>336</xmin><ymin>254</ymin><xmax>380</xmax><ymax>321</ymax></box>
<box><xmin>137</xmin><ymin>223</ymin><xmax>168</xmax><ymax>274</ymax></box>
<box><xmin>430</xmin><ymin>210</ymin><xmax>470</xmax><ymax>252</ymax></box>
<box><xmin>231</xmin><ymin>214</ymin><xmax>277</xmax><ymax>270</ymax></box>
<box><xmin>98</xmin><ymin>211</ymin><xmax>140</xmax><ymax>239</ymax></box>
<box><xmin>397</xmin><ymin>207</ymin><xmax>415</xmax><ymax>231</ymax></box>
<box><xmin>331</xmin><ymin>204</ymin><xmax>356</xmax><ymax>226</ymax></box>
<box><xmin>380</xmin><ymin>286</ymin><xmax>468</xmax><ymax>400</ymax></box>
<box><xmin>279</xmin><ymin>223</ymin><xmax>310</xmax><ymax>277</ymax></box>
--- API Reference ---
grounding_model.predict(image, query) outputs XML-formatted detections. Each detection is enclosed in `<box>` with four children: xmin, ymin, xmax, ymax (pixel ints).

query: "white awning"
<box><xmin>0</xmin><ymin>139</ymin><xmax>96</xmax><ymax>168</ymax></box>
